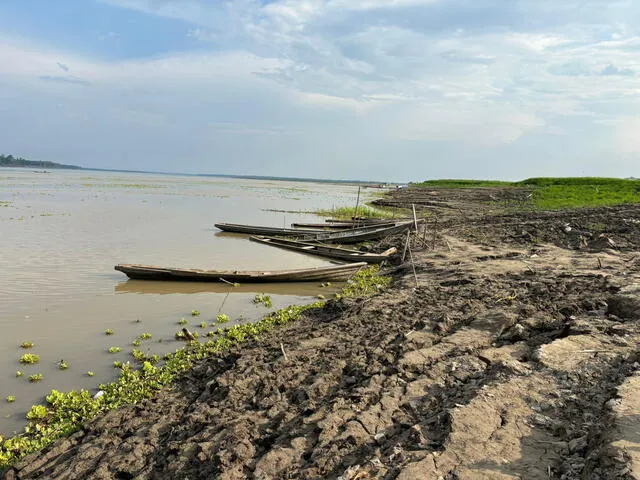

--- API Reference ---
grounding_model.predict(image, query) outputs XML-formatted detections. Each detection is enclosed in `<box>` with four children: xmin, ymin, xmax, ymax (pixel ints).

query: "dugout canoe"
<box><xmin>114</xmin><ymin>262</ymin><xmax>367</xmax><ymax>282</ymax></box>
<box><xmin>298</xmin><ymin>221</ymin><xmax>417</xmax><ymax>244</ymax></box>
<box><xmin>250</xmin><ymin>236</ymin><xmax>398</xmax><ymax>263</ymax></box>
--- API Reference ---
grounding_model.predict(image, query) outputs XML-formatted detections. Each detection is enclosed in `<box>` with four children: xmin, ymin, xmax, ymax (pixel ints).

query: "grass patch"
<box><xmin>413</xmin><ymin>179</ymin><xmax>515</xmax><ymax>188</ymax></box>
<box><xmin>411</xmin><ymin>177</ymin><xmax>640</xmax><ymax>210</ymax></box>
<box><xmin>0</xmin><ymin>266</ymin><xmax>389</xmax><ymax>468</ymax></box>
<box><xmin>313</xmin><ymin>205</ymin><xmax>397</xmax><ymax>219</ymax></box>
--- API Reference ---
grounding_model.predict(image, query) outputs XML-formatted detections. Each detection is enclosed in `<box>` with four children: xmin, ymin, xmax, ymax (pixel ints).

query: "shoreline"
<box><xmin>3</xmin><ymin>185</ymin><xmax>640</xmax><ymax>478</ymax></box>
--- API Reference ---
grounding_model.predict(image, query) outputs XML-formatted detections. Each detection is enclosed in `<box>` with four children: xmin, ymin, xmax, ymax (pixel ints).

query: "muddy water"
<box><xmin>0</xmin><ymin>169</ymin><xmax>363</xmax><ymax>435</ymax></box>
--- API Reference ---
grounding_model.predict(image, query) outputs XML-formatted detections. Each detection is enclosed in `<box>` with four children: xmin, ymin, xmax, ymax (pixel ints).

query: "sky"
<box><xmin>0</xmin><ymin>1</ymin><xmax>639</xmax><ymax>182</ymax></box>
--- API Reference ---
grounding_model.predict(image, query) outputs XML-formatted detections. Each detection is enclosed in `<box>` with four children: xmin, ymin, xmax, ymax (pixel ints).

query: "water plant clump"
<box><xmin>104</xmin><ymin>329</ymin><xmax>114</xmax><ymax>336</ymax></box>
<box><xmin>19</xmin><ymin>354</ymin><xmax>40</xmax><ymax>365</ymax></box>
<box><xmin>15</xmin><ymin>371</ymin><xmax>23</xmax><ymax>377</ymax></box>
<box><xmin>28</xmin><ymin>374</ymin><xmax>43</xmax><ymax>383</ymax></box>
<box><xmin>6</xmin><ymin>396</ymin><xmax>16</xmax><ymax>403</ymax></box>
<box><xmin>191</xmin><ymin>310</ymin><xmax>200</xmax><ymax>317</ymax></box>
<box><xmin>108</xmin><ymin>347</ymin><xmax>122</xmax><ymax>354</ymax></box>
<box><xmin>253</xmin><ymin>294</ymin><xmax>273</xmax><ymax>308</ymax></box>
<box><xmin>215</xmin><ymin>314</ymin><xmax>230</xmax><ymax>324</ymax></box>
<box><xmin>58</xmin><ymin>360</ymin><xmax>69</xmax><ymax>370</ymax></box>
<box><xmin>0</xmin><ymin>266</ymin><xmax>389</xmax><ymax>468</ymax></box>
<box><xmin>139</xmin><ymin>333</ymin><xmax>152</xmax><ymax>340</ymax></box>
<box><xmin>20</xmin><ymin>342</ymin><xmax>34</xmax><ymax>349</ymax></box>
<box><xmin>178</xmin><ymin>318</ymin><xmax>188</xmax><ymax>326</ymax></box>
<box><xmin>131</xmin><ymin>339</ymin><xmax>141</xmax><ymax>347</ymax></box>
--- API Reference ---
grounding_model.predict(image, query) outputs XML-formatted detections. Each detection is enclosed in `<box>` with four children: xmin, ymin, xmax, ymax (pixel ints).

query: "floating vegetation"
<box><xmin>28</xmin><ymin>374</ymin><xmax>43</xmax><ymax>383</ymax></box>
<box><xmin>19</xmin><ymin>342</ymin><xmax>34</xmax><ymax>349</ymax></box>
<box><xmin>19</xmin><ymin>354</ymin><xmax>40</xmax><ymax>365</ymax></box>
<box><xmin>191</xmin><ymin>310</ymin><xmax>201</xmax><ymax>317</ymax></box>
<box><xmin>15</xmin><ymin>371</ymin><xmax>23</xmax><ymax>378</ymax></box>
<box><xmin>58</xmin><ymin>360</ymin><xmax>69</xmax><ymax>371</ymax></box>
<box><xmin>0</xmin><ymin>266</ymin><xmax>389</xmax><ymax>468</ymax></box>
<box><xmin>139</xmin><ymin>333</ymin><xmax>152</xmax><ymax>340</ymax></box>
<box><xmin>86</xmin><ymin>372</ymin><xmax>95</xmax><ymax>377</ymax></box>
<box><xmin>199</xmin><ymin>322</ymin><xmax>207</xmax><ymax>329</ymax></box>
<box><xmin>104</xmin><ymin>329</ymin><xmax>114</xmax><ymax>336</ymax></box>
<box><xmin>131</xmin><ymin>339</ymin><xmax>141</xmax><ymax>347</ymax></box>
<box><xmin>178</xmin><ymin>318</ymin><xmax>188</xmax><ymax>326</ymax></box>
<box><xmin>6</xmin><ymin>396</ymin><xmax>16</xmax><ymax>404</ymax></box>
<box><xmin>25</xmin><ymin>406</ymin><xmax>48</xmax><ymax>421</ymax></box>
<box><xmin>215</xmin><ymin>314</ymin><xmax>230</xmax><ymax>324</ymax></box>
<box><xmin>253</xmin><ymin>294</ymin><xmax>273</xmax><ymax>308</ymax></box>
<box><xmin>107</xmin><ymin>347</ymin><xmax>122</xmax><ymax>354</ymax></box>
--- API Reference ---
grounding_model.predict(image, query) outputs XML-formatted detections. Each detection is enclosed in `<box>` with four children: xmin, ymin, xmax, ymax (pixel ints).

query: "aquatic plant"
<box><xmin>178</xmin><ymin>318</ymin><xmax>188</xmax><ymax>325</ymax></box>
<box><xmin>131</xmin><ymin>339</ymin><xmax>141</xmax><ymax>347</ymax></box>
<box><xmin>139</xmin><ymin>333</ymin><xmax>152</xmax><ymax>340</ymax></box>
<box><xmin>86</xmin><ymin>372</ymin><xmax>95</xmax><ymax>377</ymax></box>
<box><xmin>19</xmin><ymin>354</ymin><xmax>40</xmax><ymax>365</ymax></box>
<box><xmin>215</xmin><ymin>314</ymin><xmax>230</xmax><ymax>324</ymax></box>
<box><xmin>104</xmin><ymin>329</ymin><xmax>114</xmax><ymax>336</ymax></box>
<box><xmin>253</xmin><ymin>294</ymin><xmax>273</xmax><ymax>308</ymax></box>
<box><xmin>108</xmin><ymin>347</ymin><xmax>122</xmax><ymax>354</ymax></box>
<box><xmin>131</xmin><ymin>349</ymin><xmax>146</xmax><ymax>362</ymax></box>
<box><xmin>20</xmin><ymin>342</ymin><xmax>34</xmax><ymax>349</ymax></box>
<box><xmin>199</xmin><ymin>322</ymin><xmax>207</xmax><ymax>329</ymax></box>
<box><xmin>25</xmin><ymin>406</ymin><xmax>48</xmax><ymax>421</ymax></box>
<box><xmin>58</xmin><ymin>360</ymin><xmax>69</xmax><ymax>370</ymax></box>
<box><xmin>316</xmin><ymin>294</ymin><xmax>325</xmax><ymax>300</ymax></box>
<box><xmin>6</xmin><ymin>396</ymin><xmax>16</xmax><ymax>403</ymax></box>
<box><xmin>15</xmin><ymin>371</ymin><xmax>23</xmax><ymax>378</ymax></box>
<box><xmin>28</xmin><ymin>374</ymin><xmax>43</xmax><ymax>383</ymax></box>
<box><xmin>191</xmin><ymin>310</ymin><xmax>200</xmax><ymax>317</ymax></box>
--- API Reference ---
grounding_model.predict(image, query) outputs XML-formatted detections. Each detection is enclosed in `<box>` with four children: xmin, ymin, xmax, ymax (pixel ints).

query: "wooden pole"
<box><xmin>432</xmin><ymin>217</ymin><xmax>438</xmax><ymax>250</ymax></box>
<box><xmin>354</xmin><ymin>186</ymin><xmax>361</xmax><ymax>225</ymax></box>
<box><xmin>402</xmin><ymin>229</ymin><xmax>411</xmax><ymax>262</ymax></box>
<box><xmin>408</xmin><ymin>240</ymin><xmax>419</xmax><ymax>288</ymax></box>
<box><xmin>412</xmin><ymin>204</ymin><xmax>418</xmax><ymax>231</ymax></box>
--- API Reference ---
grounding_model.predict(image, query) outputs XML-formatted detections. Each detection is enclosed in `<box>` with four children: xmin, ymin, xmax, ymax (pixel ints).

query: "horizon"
<box><xmin>1</xmin><ymin>1</ymin><xmax>639</xmax><ymax>181</ymax></box>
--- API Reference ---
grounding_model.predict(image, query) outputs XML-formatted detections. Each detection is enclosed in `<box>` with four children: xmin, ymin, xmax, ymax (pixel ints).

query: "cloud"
<box><xmin>38</xmin><ymin>75</ymin><xmax>92</xmax><ymax>86</ymax></box>
<box><xmin>601</xmin><ymin>63</ymin><xmax>634</xmax><ymax>76</ymax></box>
<box><xmin>1</xmin><ymin>0</ymin><xmax>640</xmax><ymax>179</ymax></box>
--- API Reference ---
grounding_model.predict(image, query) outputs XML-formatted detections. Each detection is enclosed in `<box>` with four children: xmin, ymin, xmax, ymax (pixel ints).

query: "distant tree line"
<box><xmin>0</xmin><ymin>154</ymin><xmax>81</xmax><ymax>169</ymax></box>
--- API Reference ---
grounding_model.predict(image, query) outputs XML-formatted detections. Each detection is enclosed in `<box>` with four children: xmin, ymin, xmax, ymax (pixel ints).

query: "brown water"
<box><xmin>0</xmin><ymin>169</ymin><xmax>362</xmax><ymax>435</ymax></box>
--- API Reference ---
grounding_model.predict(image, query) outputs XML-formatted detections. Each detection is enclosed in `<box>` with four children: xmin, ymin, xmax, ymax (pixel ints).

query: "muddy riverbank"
<box><xmin>4</xmin><ymin>186</ymin><xmax>640</xmax><ymax>479</ymax></box>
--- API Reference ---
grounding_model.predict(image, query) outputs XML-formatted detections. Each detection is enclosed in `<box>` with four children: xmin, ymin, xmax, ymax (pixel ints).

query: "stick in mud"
<box><xmin>407</xmin><ymin>240</ymin><xmax>419</xmax><ymax>288</ymax></box>
<box><xmin>432</xmin><ymin>216</ymin><xmax>438</xmax><ymax>250</ymax></box>
<box><xmin>402</xmin><ymin>229</ymin><xmax>411</xmax><ymax>262</ymax></box>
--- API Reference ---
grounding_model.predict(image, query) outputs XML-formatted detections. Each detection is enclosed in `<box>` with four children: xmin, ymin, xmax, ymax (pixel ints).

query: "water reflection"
<box><xmin>115</xmin><ymin>279</ymin><xmax>343</xmax><ymax>296</ymax></box>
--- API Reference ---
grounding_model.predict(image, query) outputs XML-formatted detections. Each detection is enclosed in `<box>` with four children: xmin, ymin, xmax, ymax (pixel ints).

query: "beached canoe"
<box><xmin>214</xmin><ymin>223</ymin><xmax>329</xmax><ymax>236</ymax></box>
<box><xmin>214</xmin><ymin>222</ymin><xmax>396</xmax><ymax>237</ymax></box>
<box><xmin>114</xmin><ymin>262</ymin><xmax>367</xmax><ymax>282</ymax></box>
<box><xmin>298</xmin><ymin>221</ymin><xmax>418</xmax><ymax>244</ymax></box>
<box><xmin>250</xmin><ymin>236</ymin><xmax>398</xmax><ymax>263</ymax></box>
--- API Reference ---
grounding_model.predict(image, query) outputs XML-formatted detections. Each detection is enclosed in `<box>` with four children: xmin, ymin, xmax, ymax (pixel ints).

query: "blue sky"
<box><xmin>0</xmin><ymin>0</ymin><xmax>639</xmax><ymax>181</ymax></box>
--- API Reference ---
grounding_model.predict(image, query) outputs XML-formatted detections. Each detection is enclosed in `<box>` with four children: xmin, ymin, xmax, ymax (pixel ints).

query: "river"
<box><xmin>0</xmin><ymin>169</ymin><xmax>364</xmax><ymax>435</ymax></box>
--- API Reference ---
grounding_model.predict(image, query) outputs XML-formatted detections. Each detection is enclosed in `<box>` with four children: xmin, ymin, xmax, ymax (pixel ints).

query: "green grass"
<box><xmin>313</xmin><ymin>205</ymin><xmax>397</xmax><ymax>219</ymax></box>
<box><xmin>412</xmin><ymin>179</ymin><xmax>515</xmax><ymax>188</ymax></box>
<box><xmin>0</xmin><ymin>266</ymin><xmax>390</xmax><ymax>468</ymax></box>
<box><xmin>411</xmin><ymin>177</ymin><xmax>640</xmax><ymax>210</ymax></box>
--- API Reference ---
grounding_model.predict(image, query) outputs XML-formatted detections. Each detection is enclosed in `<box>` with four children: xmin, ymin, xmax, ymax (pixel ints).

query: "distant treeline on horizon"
<box><xmin>0</xmin><ymin>154</ymin><xmax>82</xmax><ymax>170</ymax></box>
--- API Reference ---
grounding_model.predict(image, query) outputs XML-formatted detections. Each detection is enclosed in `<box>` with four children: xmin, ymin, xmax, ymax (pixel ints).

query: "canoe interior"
<box><xmin>115</xmin><ymin>262</ymin><xmax>367</xmax><ymax>283</ymax></box>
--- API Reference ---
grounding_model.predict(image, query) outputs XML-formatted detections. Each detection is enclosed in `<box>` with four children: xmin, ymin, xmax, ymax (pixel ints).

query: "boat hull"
<box><xmin>115</xmin><ymin>262</ymin><xmax>367</xmax><ymax>282</ymax></box>
<box><xmin>250</xmin><ymin>236</ymin><xmax>397</xmax><ymax>263</ymax></box>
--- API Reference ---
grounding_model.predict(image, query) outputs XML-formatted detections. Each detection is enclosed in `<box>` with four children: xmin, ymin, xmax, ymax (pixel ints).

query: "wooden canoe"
<box><xmin>298</xmin><ymin>221</ymin><xmax>417</xmax><ymax>244</ymax></box>
<box><xmin>114</xmin><ymin>262</ymin><xmax>367</xmax><ymax>282</ymax></box>
<box><xmin>214</xmin><ymin>223</ymin><xmax>329</xmax><ymax>236</ymax></box>
<box><xmin>250</xmin><ymin>236</ymin><xmax>398</xmax><ymax>263</ymax></box>
<box><xmin>214</xmin><ymin>222</ymin><xmax>396</xmax><ymax>237</ymax></box>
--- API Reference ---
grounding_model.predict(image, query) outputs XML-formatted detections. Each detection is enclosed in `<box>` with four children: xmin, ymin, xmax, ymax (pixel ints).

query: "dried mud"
<box><xmin>5</xmin><ymin>187</ymin><xmax>640</xmax><ymax>480</ymax></box>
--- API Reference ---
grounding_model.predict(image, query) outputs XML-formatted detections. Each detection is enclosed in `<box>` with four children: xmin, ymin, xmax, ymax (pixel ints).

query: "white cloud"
<box><xmin>2</xmin><ymin>0</ymin><xmax>640</xmax><ymax>179</ymax></box>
